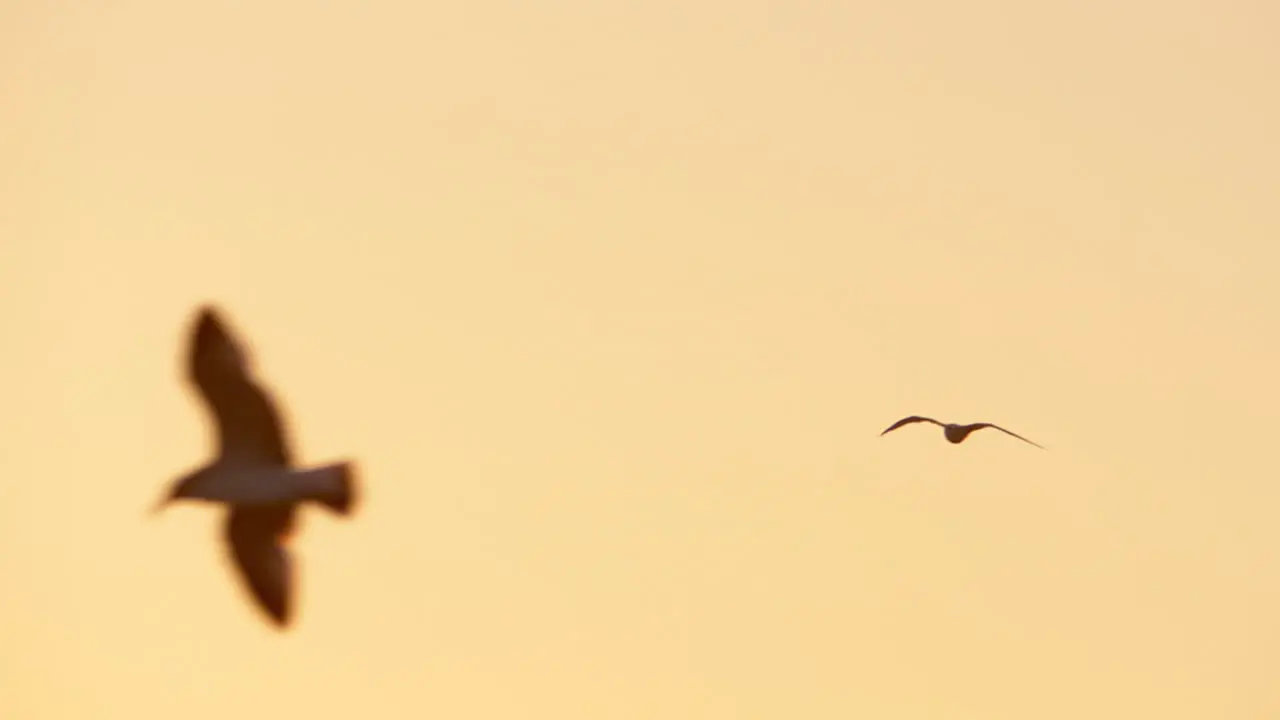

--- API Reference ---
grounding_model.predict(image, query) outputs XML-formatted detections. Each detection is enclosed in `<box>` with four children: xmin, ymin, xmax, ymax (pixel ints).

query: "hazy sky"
<box><xmin>4</xmin><ymin>1</ymin><xmax>1280</xmax><ymax>717</ymax></box>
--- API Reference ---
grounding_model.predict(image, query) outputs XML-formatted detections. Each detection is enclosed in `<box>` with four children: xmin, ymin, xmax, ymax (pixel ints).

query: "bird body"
<box><xmin>881</xmin><ymin>415</ymin><xmax>1044</xmax><ymax>449</ymax></box>
<box><xmin>942</xmin><ymin>423</ymin><xmax>974</xmax><ymax>444</ymax></box>
<box><xmin>169</xmin><ymin>460</ymin><xmax>354</xmax><ymax>511</ymax></box>
<box><xmin>155</xmin><ymin>306</ymin><xmax>358</xmax><ymax>628</ymax></box>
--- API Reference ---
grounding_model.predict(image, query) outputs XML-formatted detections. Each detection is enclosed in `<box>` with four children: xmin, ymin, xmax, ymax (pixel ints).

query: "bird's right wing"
<box><xmin>187</xmin><ymin>307</ymin><xmax>293</xmax><ymax>465</ymax></box>
<box><xmin>880</xmin><ymin>415</ymin><xmax>942</xmax><ymax>436</ymax></box>
<box><xmin>224</xmin><ymin>507</ymin><xmax>296</xmax><ymax>628</ymax></box>
<box><xmin>979</xmin><ymin>423</ymin><xmax>1046</xmax><ymax>450</ymax></box>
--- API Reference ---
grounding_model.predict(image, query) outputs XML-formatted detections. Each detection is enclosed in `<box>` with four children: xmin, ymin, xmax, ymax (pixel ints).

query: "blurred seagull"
<box><xmin>879</xmin><ymin>416</ymin><xmax>1045</xmax><ymax>449</ymax></box>
<box><xmin>154</xmin><ymin>305</ymin><xmax>358</xmax><ymax>628</ymax></box>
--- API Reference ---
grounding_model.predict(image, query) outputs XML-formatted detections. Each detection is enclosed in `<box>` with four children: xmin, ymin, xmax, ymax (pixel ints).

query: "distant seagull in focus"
<box><xmin>879</xmin><ymin>416</ymin><xmax>1045</xmax><ymax>449</ymax></box>
<box><xmin>153</xmin><ymin>305</ymin><xmax>359</xmax><ymax>628</ymax></box>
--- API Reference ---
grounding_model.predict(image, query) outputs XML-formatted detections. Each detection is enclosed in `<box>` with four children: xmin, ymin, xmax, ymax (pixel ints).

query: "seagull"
<box><xmin>154</xmin><ymin>305</ymin><xmax>359</xmax><ymax>628</ymax></box>
<box><xmin>879</xmin><ymin>416</ymin><xmax>1044</xmax><ymax>449</ymax></box>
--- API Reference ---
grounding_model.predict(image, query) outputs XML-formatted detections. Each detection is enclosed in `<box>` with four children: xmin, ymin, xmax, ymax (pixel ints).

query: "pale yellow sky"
<box><xmin>3</xmin><ymin>0</ymin><xmax>1280</xmax><ymax>717</ymax></box>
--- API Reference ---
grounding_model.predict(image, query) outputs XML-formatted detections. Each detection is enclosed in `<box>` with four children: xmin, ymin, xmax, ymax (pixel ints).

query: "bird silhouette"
<box><xmin>154</xmin><ymin>305</ymin><xmax>359</xmax><ymax>628</ymax></box>
<box><xmin>879</xmin><ymin>415</ymin><xmax>1044</xmax><ymax>449</ymax></box>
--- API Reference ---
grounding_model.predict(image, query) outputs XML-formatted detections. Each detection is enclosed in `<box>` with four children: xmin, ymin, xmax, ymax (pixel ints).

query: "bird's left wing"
<box><xmin>880</xmin><ymin>415</ymin><xmax>942</xmax><ymax>436</ymax></box>
<box><xmin>223</xmin><ymin>506</ymin><xmax>296</xmax><ymax>628</ymax></box>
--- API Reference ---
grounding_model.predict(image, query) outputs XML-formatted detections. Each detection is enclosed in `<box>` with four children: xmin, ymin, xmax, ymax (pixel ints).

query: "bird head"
<box><xmin>150</xmin><ymin>488</ymin><xmax>178</xmax><ymax>516</ymax></box>
<box><xmin>150</xmin><ymin>469</ymin><xmax>206</xmax><ymax>515</ymax></box>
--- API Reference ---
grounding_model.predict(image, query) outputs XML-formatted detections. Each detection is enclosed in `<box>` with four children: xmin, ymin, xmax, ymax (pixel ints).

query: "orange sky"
<box><xmin>3</xmin><ymin>1</ymin><xmax>1280</xmax><ymax>717</ymax></box>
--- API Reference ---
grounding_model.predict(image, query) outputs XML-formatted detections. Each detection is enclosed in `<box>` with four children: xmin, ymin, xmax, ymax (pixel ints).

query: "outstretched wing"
<box><xmin>974</xmin><ymin>423</ymin><xmax>1045</xmax><ymax>449</ymax></box>
<box><xmin>224</xmin><ymin>506</ymin><xmax>296</xmax><ymax>628</ymax></box>
<box><xmin>187</xmin><ymin>306</ymin><xmax>293</xmax><ymax>465</ymax></box>
<box><xmin>880</xmin><ymin>415</ymin><xmax>943</xmax><ymax>436</ymax></box>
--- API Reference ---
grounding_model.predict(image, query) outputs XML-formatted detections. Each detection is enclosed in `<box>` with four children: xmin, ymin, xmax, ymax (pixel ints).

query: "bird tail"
<box><xmin>295</xmin><ymin>462</ymin><xmax>358</xmax><ymax>516</ymax></box>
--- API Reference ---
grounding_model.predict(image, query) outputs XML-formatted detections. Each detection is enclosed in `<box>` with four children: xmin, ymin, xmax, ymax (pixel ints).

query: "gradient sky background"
<box><xmin>4</xmin><ymin>1</ymin><xmax>1280</xmax><ymax>717</ymax></box>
